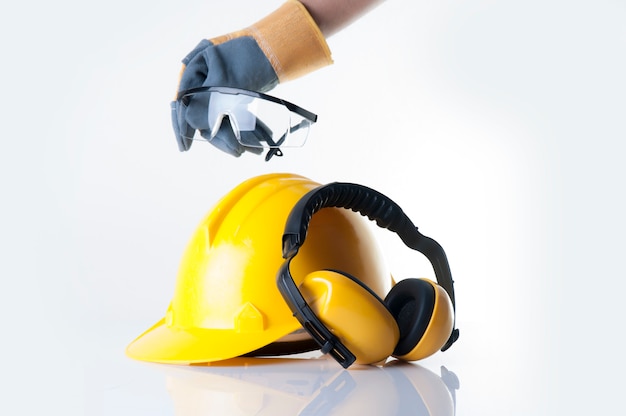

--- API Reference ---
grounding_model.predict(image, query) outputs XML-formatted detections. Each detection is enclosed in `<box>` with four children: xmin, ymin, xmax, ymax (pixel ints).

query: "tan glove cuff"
<box><xmin>211</xmin><ymin>0</ymin><xmax>333</xmax><ymax>82</ymax></box>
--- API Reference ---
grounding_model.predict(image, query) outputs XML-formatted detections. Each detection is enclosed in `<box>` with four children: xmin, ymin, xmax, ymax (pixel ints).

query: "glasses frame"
<box><xmin>176</xmin><ymin>86</ymin><xmax>318</xmax><ymax>125</ymax></box>
<box><xmin>175</xmin><ymin>86</ymin><xmax>318</xmax><ymax>161</ymax></box>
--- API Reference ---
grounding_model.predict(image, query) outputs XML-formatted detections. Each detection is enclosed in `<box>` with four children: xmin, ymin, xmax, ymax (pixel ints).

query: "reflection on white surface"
<box><xmin>157</xmin><ymin>356</ymin><xmax>458</xmax><ymax>416</ymax></box>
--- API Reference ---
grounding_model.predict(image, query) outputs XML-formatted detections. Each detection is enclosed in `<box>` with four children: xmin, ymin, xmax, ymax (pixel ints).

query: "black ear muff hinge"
<box><xmin>441</xmin><ymin>328</ymin><xmax>460</xmax><ymax>352</ymax></box>
<box><xmin>282</xmin><ymin>233</ymin><xmax>301</xmax><ymax>258</ymax></box>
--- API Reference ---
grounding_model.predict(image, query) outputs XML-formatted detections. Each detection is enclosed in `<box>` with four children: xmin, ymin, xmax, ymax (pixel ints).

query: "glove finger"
<box><xmin>238</xmin><ymin>118</ymin><xmax>273</xmax><ymax>155</ymax></box>
<box><xmin>178</xmin><ymin>39</ymin><xmax>214</xmax><ymax>92</ymax></box>
<box><xmin>182</xmin><ymin>39</ymin><xmax>213</xmax><ymax>66</ymax></box>
<box><xmin>184</xmin><ymin>94</ymin><xmax>211</xmax><ymax>131</ymax></box>
<box><xmin>254</xmin><ymin>118</ymin><xmax>275</xmax><ymax>146</ymax></box>
<box><xmin>200</xmin><ymin>117</ymin><xmax>244</xmax><ymax>157</ymax></box>
<box><xmin>171</xmin><ymin>100</ymin><xmax>194</xmax><ymax>151</ymax></box>
<box><xmin>238</xmin><ymin>130</ymin><xmax>264</xmax><ymax>155</ymax></box>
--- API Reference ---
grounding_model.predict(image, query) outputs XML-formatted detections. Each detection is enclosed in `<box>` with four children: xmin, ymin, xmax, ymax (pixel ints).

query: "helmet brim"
<box><xmin>126</xmin><ymin>317</ymin><xmax>302</xmax><ymax>364</ymax></box>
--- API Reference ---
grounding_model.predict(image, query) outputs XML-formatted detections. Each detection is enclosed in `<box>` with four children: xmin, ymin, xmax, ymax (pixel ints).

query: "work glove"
<box><xmin>172</xmin><ymin>0</ymin><xmax>332</xmax><ymax>157</ymax></box>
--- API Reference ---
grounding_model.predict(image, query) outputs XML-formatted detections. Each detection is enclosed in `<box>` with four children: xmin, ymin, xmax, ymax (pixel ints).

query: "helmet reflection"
<box><xmin>158</xmin><ymin>357</ymin><xmax>458</xmax><ymax>416</ymax></box>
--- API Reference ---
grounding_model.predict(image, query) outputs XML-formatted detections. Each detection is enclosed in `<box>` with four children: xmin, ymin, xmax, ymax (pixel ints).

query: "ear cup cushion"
<box><xmin>384</xmin><ymin>278</ymin><xmax>435</xmax><ymax>357</ymax></box>
<box><xmin>299</xmin><ymin>270</ymin><xmax>400</xmax><ymax>365</ymax></box>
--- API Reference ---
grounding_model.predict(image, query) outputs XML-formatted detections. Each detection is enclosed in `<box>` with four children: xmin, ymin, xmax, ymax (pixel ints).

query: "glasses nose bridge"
<box><xmin>210</xmin><ymin>110</ymin><xmax>241</xmax><ymax>141</ymax></box>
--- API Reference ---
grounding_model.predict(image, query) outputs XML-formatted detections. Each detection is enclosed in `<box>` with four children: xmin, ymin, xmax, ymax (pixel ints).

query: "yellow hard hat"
<box><xmin>126</xmin><ymin>173</ymin><xmax>390</xmax><ymax>364</ymax></box>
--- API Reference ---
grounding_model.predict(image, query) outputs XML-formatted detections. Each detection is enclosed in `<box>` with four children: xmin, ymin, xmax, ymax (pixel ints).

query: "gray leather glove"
<box><xmin>171</xmin><ymin>0</ymin><xmax>332</xmax><ymax>157</ymax></box>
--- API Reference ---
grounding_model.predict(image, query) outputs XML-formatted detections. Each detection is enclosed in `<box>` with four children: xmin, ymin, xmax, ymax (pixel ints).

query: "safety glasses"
<box><xmin>172</xmin><ymin>86</ymin><xmax>317</xmax><ymax>160</ymax></box>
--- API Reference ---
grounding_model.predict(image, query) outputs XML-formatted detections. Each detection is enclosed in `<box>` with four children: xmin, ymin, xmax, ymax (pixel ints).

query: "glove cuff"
<box><xmin>212</xmin><ymin>0</ymin><xmax>333</xmax><ymax>83</ymax></box>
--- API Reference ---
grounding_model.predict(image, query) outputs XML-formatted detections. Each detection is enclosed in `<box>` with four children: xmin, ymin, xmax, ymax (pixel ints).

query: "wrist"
<box><xmin>211</xmin><ymin>0</ymin><xmax>333</xmax><ymax>83</ymax></box>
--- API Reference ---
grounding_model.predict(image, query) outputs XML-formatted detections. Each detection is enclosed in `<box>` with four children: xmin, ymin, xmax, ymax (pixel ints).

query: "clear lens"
<box><xmin>178</xmin><ymin>89</ymin><xmax>312</xmax><ymax>149</ymax></box>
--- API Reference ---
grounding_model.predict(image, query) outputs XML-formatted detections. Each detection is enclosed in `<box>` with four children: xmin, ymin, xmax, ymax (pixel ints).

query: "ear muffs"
<box><xmin>300</xmin><ymin>272</ymin><xmax>455</xmax><ymax>365</ymax></box>
<box><xmin>299</xmin><ymin>270</ymin><xmax>400</xmax><ymax>365</ymax></box>
<box><xmin>277</xmin><ymin>182</ymin><xmax>459</xmax><ymax>368</ymax></box>
<box><xmin>385</xmin><ymin>278</ymin><xmax>454</xmax><ymax>362</ymax></box>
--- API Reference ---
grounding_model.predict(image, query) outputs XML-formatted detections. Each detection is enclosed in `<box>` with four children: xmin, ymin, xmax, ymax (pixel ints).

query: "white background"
<box><xmin>1</xmin><ymin>0</ymin><xmax>625</xmax><ymax>414</ymax></box>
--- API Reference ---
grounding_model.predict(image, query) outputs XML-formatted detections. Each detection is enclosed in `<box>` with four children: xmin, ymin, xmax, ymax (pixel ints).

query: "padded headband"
<box><xmin>278</xmin><ymin>183</ymin><xmax>459</xmax><ymax>366</ymax></box>
<box><xmin>282</xmin><ymin>182</ymin><xmax>457</xmax><ymax>311</ymax></box>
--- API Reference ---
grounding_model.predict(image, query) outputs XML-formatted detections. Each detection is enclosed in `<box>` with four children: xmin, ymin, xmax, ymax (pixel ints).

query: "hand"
<box><xmin>172</xmin><ymin>38</ymin><xmax>277</xmax><ymax>156</ymax></box>
<box><xmin>172</xmin><ymin>0</ymin><xmax>332</xmax><ymax>157</ymax></box>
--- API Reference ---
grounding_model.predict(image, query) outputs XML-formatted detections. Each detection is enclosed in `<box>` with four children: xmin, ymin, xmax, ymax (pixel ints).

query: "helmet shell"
<box><xmin>126</xmin><ymin>173</ymin><xmax>391</xmax><ymax>364</ymax></box>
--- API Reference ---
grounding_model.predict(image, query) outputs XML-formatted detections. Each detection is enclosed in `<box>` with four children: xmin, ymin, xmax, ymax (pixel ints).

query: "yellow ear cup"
<box><xmin>299</xmin><ymin>270</ymin><xmax>400</xmax><ymax>365</ymax></box>
<box><xmin>386</xmin><ymin>278</ymin><xmax>454</xmax><ymax>362</ymax></box>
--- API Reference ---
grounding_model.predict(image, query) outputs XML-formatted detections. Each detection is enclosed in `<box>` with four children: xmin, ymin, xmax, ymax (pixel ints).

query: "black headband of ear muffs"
<box><xmin>276</xmin><ymin>182</ymin><xmax>459</xmax><ymax>368</ymax></box>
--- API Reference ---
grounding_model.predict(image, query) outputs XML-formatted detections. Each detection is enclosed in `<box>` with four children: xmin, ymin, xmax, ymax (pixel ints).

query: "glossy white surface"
<box><xmin>2</xmin><ymin>0</ymin><xmax>625</xmax><ymax>414</ymax></box>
